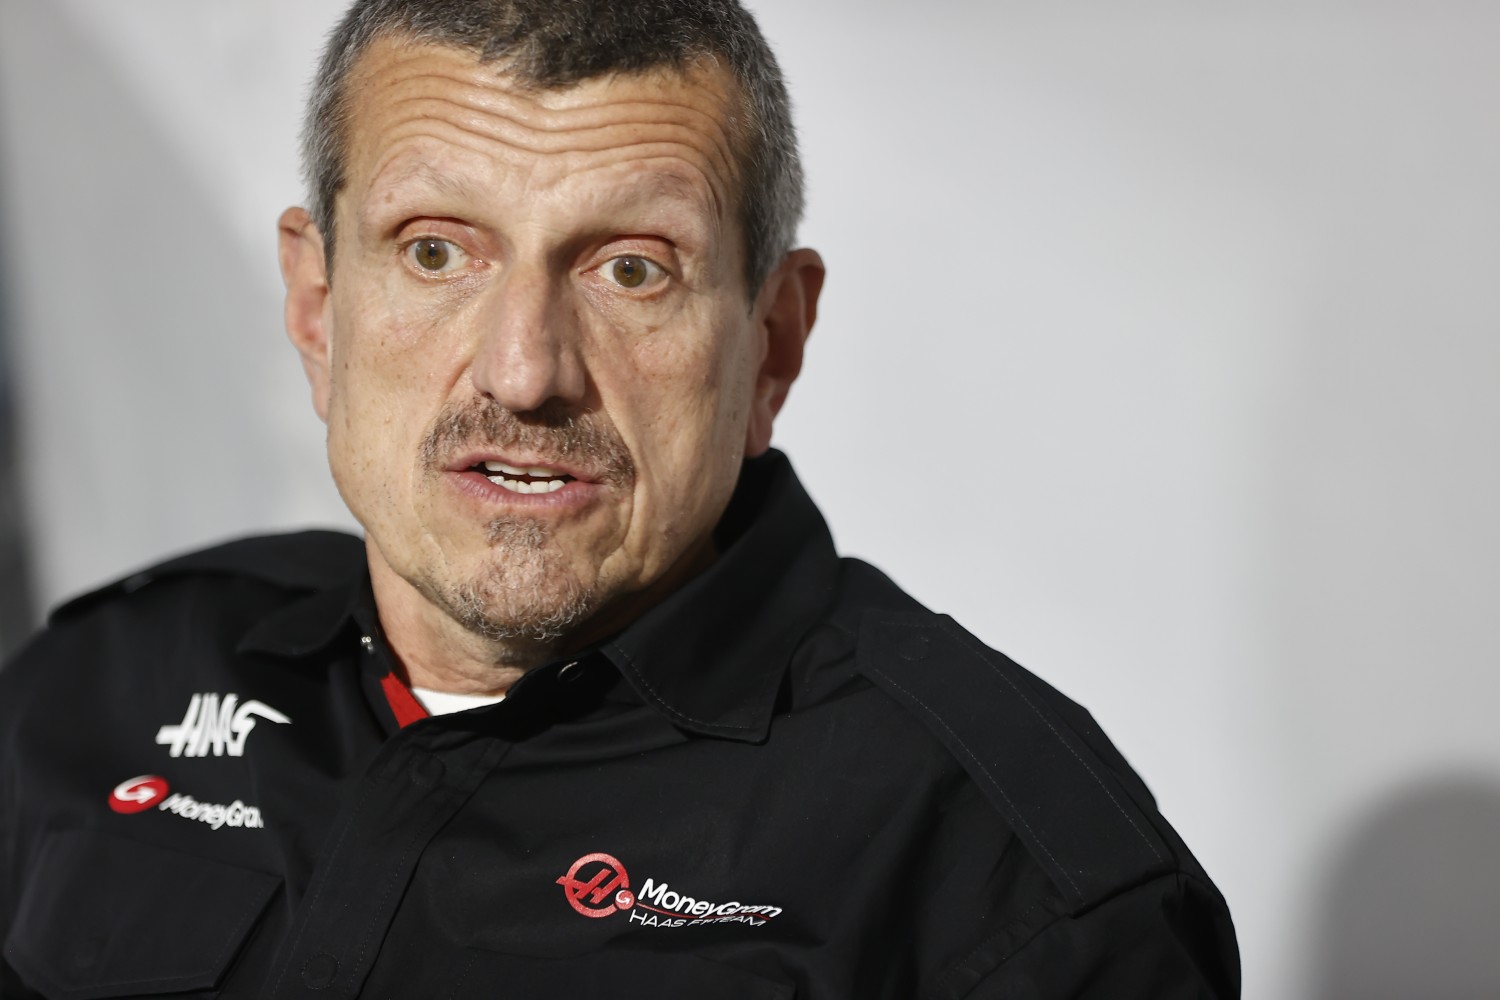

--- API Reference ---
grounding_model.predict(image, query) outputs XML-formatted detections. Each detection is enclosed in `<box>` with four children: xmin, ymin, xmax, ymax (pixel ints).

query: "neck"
<box><xmin>367</xmin><ymin>555</ymin><xmax>534</xmax><ymax>696</ymax></box>
<box><xmin>364</xmin><ymin>534</ymin><xmax>719</xmax><ymax>697</ymax></box>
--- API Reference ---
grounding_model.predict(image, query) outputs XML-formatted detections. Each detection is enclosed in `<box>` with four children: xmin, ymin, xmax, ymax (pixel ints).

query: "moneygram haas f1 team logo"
<box><xmin>555</xmin><ymin>853</ymin><xmax>783</xmax><ymax>929</ymax></box>
<box><xmin>556</xmin><ymin>853</ymin><xmax>635</xmax><ymax>918</ymax></box>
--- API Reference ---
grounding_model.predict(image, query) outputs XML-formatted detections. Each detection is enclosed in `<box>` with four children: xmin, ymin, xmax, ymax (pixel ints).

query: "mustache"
<box><xmin>420</xmin><ymin>397</ymin><xmax>636</xmax><ymax>487</ymax></box>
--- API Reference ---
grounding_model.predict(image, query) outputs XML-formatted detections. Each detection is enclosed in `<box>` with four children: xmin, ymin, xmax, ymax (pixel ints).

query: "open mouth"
<box><xmin>469</xmin><ymin>460</ymin><xmax>578</xmax><ymax>495</ymax></box>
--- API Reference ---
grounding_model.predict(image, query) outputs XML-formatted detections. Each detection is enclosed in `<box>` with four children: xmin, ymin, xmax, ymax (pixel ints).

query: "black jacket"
<box><xmin>0</xmin><ymin>452</ymin><xmax>1238</xmax><ymax>998</ymax></box>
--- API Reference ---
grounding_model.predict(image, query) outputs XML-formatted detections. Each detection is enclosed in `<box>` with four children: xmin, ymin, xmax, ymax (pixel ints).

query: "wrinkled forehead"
<box><xmin>335</xmin><ymin>35</ymin><xmax>746</xmax><ymax>228</ymax></box>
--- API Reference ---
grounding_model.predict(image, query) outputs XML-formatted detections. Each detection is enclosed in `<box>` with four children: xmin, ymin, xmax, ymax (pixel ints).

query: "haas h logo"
<box><xmin>555</xmin><ymin>853</ymin><xmax>636</xmax><ymax>918</ymax></box>
<box><xmin>156</xmin><ymin>693</ymin><xmax>290</xmax><ymax>758</ymax></box>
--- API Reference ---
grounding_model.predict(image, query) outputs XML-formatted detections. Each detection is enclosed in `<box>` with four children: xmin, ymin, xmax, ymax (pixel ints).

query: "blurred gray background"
<box><xmin>2</xmin><ymin>2</ymin><xmax>1497</xmax><ymax>996</ymax></box>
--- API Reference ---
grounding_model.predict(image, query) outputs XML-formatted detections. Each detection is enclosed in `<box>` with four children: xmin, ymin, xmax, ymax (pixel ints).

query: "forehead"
<box><xmin>337</xmin><ymin>36</ymin><xmax>743</xmax><ymax>224</ymax></box>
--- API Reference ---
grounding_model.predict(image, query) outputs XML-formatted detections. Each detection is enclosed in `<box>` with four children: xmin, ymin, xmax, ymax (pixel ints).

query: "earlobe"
<box><xmin>278</xmin><ymin>206</ymin><xmax>334</xmax><ymax>422</ymax></box>
<box><xmin>744</xmin><ymin>248</ymin><xmax>825</xmax><ymax>457</ymax></box>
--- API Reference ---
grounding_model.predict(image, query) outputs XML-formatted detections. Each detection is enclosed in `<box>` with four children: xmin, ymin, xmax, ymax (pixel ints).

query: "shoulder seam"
<box><xmin>854</xmin><ymin>609</ymin><xmax>1175</xmax><ymax>912</ymax></box>
<box><xmin>860</xmin><ymin>656</ymin><xmax>1081</xmax><ymax>898</ymax></box>
<box><xmin>929</xmin><ymin>869</ymin><xmax>1210</xmax><ymax>1000</ymax></box>
<box><xmin>48</xmin><ymin>530</ymin><xmax>364</xmax><ymax>623</ymax></box>
<box><xmin>936</xmin><ymin>619</ymin><xmax>1166</xmax><ymax>865</ymax></box>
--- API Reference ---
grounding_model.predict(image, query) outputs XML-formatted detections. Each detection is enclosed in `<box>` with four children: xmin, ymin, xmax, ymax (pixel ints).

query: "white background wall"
<box><xmin>2</xmin><ymin>2</ymin><xmax>1497</xmax><ymax>996</ymax></box>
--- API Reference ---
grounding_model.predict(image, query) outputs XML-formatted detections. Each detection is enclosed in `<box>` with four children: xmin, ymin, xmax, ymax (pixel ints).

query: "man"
<box><xmin>0</xmin><ymin>1</ymin><xmax>1238</xmax><ymax>996</ymax></box>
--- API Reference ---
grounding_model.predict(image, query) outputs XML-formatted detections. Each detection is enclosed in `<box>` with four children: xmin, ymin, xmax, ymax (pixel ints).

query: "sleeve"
<box><xmin>943</xmin><ymin>873</ymin><xmax>1240</xmax><ymax>1000</ymax></box>
<box><xmin>1</xmin><ymin>641</ymin><xmax>48</xmax><ymax>1000</ymax></box>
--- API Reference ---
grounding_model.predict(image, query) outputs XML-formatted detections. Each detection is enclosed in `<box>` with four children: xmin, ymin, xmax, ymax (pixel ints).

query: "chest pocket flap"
<box><xmin>5</xmin><ymin>829</ymin><xmax>279</xmax><ymax>999</ymax></box>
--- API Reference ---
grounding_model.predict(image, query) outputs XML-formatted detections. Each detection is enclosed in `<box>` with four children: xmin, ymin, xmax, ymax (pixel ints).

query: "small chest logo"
<box><xmin>155</xmin><ymin>692</ymin><xmax>290</xmax><ymax>757</ymax></box>
<box><xmin>107</xmin><ymin>774</ymin><xmax>265</xmax><ymax>831</ymax></box>
<box><xmin>109</xmin><ymin>774</ymin><xmax>170</xmax><ymax>813</ymax></box>
<box><xmin>556</xmin><ymin>852</ymin><xmax>634</xmax><ymax>918</ymax></box>
<box><xmin>555</xmin><ymin>852</ymin><xmax>781</xmax><ymax>929</ymax></box>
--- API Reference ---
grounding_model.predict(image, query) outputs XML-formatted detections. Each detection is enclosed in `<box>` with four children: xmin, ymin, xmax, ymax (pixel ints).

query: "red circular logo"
<box><xmin>108</xmin><ymin>775</ymin><xmax>169</xmax><ymax>814</ymax></box>
<box><xmin>555</xmin><ymin>853</ymin><xmax>631</xmax><ymax>918</ymax></box>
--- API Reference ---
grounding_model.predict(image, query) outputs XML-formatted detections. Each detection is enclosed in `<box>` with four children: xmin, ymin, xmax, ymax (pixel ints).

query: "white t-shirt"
<box><xmin>410</xmin><ymin>687</ymin><xmax>506</xmax><ymax>716</ymax></box>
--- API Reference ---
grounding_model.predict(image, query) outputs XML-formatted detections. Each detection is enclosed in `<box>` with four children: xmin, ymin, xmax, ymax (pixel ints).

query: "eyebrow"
<box><xmin>364</xmin><ymin>155</ymin><xmax>719</xmax><ymax>210</ymax></box>
<box><xmin>362</xmin><ymin>158</ymin><xmax>490</xmax><ymax>208</ymax></box>
<box><xmin>357</xmin><ymin>153</ymin><xmax>725</xmax><ymax>256</ymax></box>
<box><xmin>594</xmin><ymin>166</ymin><xmax>722</xmax><ymax>219</ymax></box>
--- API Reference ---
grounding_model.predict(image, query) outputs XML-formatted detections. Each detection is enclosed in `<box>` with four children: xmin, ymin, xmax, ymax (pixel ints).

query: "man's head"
<box><xmin>277</xmin><ymin>0</ymin><xmax>823</xmax><ymax>678</ymax></box>
<box><xmin>303</xmin><ymin>0</ymin><xmax>805</xmax><ymax>296</ymax></box>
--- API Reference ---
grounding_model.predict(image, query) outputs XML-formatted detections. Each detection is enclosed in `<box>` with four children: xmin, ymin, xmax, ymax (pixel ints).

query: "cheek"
<box><xmin>324</xmin><ymin>297</ymin><xmax>457</xmax><ymax>487</ymax></box>
<box><xmin>626</xmin><ymin>330</ymin><xmax>733</xmax><ymax>444</ymax></box>
<box><xmin>332</xmin><ymin>288</ymin><xmax>465</xmax><ymax>406</ymax></box>
<box><xmin>616</xmin><ymin>317</ymin><xmax>755</xmax><ymax>507</ymax></box>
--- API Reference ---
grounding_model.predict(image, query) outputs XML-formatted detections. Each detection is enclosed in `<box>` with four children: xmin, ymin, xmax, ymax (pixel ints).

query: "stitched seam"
<box><xmin>864</xmin><ymin>662</ymin><xmax>1081</xmax><ymax>898</ymax></box>
<box><xmin>443</xmin><ymin>951</ymin><xmax>480</xmax><ymax>1000</ymax></box>
<box><xmin>267</xmin><ymin>768</ymin><xmax>385</xmax><ymax>996</ymax></box>
<box><xmin>924</xmin><ymin>899</ymin><xmax>1045</xmax><ymax>1000</ymax></box>
<box><xmin>8</xmin><ymin>965</ymin><xmax>221</xmax><ymax>994</ymax></box>
<box><xmin>340</xmin><ymin>741</ymin><xmax>508</xmax><ymax>998</ymax></box>
<box><xmin>941</xmin><ymin>622</ymin><xmax>1166</xmax><ymax>862</ymax></box>
<box><xmin>10</xmin><ymin>876</ymin><xmax>275</xmax><ymax>993</ymax></box>
<box><xmin>343</xmin><ymin>788</ymin><xmax>454</xmax><ymax>998</ymax></box>
<box><xmin>210</xmin><ymin>878</ymin><xmax>273</xmax><ymax>978</ymax></box>
<box><xmin>609</xmin><ymin>641</ymin><xmax>725</xmax><ymax>730</ymax></box>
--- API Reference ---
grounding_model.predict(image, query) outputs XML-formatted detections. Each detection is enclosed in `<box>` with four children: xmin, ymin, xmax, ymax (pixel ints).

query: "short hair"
<box><xmin>302</xmin><ymin>0</ymin><xmax>804</xmax><ymax>295</ymax></box>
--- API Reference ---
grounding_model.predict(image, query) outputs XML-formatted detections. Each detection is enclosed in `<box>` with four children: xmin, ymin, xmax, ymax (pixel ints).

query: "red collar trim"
<box><xmin>379</xmin><ymin>670</ymin><xmax>430</xmax><ymax>728</ymax></box>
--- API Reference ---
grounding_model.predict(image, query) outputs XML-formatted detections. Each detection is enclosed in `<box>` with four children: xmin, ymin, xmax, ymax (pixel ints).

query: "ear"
<box><xmin>744</xmin><ymin>248</ymin><xmax>825</xmax><ymax>457</ymax></box>
<box><xmin>278</xmin><ymin>206</ymin><xmax>334</xmax><ymax>422</ymax></box>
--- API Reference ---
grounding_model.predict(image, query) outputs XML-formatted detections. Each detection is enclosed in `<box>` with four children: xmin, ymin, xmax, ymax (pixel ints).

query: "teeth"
<box><xmin>486</xmin><ymin>475</ymin><xmax>566</xmax><ymax>494</ymax></box>
<box><xmin>482</xmin><ymin>460</ymin><xmax>562</xmax><ymax>478</ymax></box>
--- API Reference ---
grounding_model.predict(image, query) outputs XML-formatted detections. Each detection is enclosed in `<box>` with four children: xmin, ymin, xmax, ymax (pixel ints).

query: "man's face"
<box><xmin>281</xmin><ymin>39</ymin><xmax>817</xmax><ymax>659</ymax></box>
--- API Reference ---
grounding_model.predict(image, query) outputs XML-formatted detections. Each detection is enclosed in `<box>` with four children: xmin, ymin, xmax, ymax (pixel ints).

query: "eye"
<box><xmin>602</xmin><ymin>255</ymin><xmax>665</xmax><ymax>290</ymax></box>
<box><xmin>404</xmin><ymin>238</ymin><xmax>468</xmax><ymax>275</ymax></box>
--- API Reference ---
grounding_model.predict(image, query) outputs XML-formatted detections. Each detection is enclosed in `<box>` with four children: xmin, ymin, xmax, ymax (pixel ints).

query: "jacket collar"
<box><xmin>240</xmin><ymin>449</ymin><xmax>841</xmax><ymax>743</ymax></box>
<box><xmin>601</xmin><ymin>450</ymin><xmax>840</xmax><ymax>742</ymax></box>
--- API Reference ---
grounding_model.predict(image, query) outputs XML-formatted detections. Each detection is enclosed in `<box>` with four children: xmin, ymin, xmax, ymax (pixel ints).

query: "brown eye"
<box><xmin>611</xmin><ymin>256</ymin><xmax>648</xmax><ymax>288</ymax></box>
<box><xmin>410</xmin><ymin>239</ymin><xmax>451</xmax><ymax>272</ymax></box>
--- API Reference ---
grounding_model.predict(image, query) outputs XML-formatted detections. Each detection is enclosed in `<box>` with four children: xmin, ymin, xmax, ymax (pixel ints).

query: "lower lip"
<box><xmin>447</xmin><ymin>469</ymin><xmax>605</xmax><ymax>511</ymax></box>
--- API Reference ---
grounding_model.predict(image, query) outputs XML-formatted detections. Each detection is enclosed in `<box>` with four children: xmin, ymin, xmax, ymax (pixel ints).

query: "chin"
<box><xmin>443</xmin><ymin>580</ymin><xmax>596</xmax><ymax>644</ymax></box>
<box><xmin>418</xmin><ymin>526</ymin><xmax>602</xmax><ymax>645</ymax></box>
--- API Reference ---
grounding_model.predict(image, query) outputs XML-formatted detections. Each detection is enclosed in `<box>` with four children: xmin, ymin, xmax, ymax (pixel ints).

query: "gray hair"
<box><xmin>302</xmin><ymin>0</ymin><xmax>804</xmax><ymax>295</ymax></box>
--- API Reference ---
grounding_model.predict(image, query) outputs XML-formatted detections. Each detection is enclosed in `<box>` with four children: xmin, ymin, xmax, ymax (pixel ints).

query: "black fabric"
<box><xmin>855</xmin><ymin>611</ymin><xmax>1173</xmax><ymax>912</ymax></box>
<box><xmin>4</xmin><ymin>830</ymin><xmax>279</xmax><ymax>1000</ymax></box>
<box><xmin>0</xmin><ymin>451</ymin><xmax>1238</xmax><ymax>998</ymax></box>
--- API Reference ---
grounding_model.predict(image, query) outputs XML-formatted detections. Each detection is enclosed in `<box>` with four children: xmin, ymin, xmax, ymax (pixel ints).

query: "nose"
<box><xmin>468</xmin><ymin>263</ymin><xmax>587</xmax><ymax>412</ymax></box>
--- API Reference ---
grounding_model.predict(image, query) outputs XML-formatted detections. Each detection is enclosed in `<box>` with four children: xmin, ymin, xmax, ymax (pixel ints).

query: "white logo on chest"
<box><xmin>155</xmin><ymin>692</ymin><xmax>291</xmax><ymax>757</ymax></box>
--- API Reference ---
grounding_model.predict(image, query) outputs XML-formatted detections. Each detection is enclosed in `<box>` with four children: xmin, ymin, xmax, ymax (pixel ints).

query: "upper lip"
<box><xmin>446</xmin><ymin>451</ymin><xmax>594</xmax><ymax>482</ymax></box>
